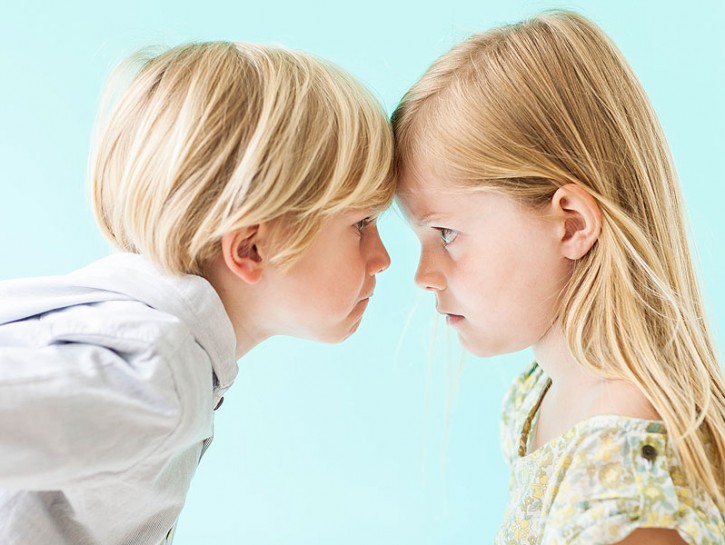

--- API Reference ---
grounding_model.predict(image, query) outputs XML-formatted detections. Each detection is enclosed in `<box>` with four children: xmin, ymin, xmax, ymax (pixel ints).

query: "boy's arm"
<box><xmin>0</xmin><ymin>338</ymin><xmax>209</xmax><ymax>490</ymax></box>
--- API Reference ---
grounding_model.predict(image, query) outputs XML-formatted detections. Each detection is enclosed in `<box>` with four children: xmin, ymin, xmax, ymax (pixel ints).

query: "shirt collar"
<box><xmin>71</xmin><ymin>252</ymin><xmax>239</xmax><ymax>391</ymax></box>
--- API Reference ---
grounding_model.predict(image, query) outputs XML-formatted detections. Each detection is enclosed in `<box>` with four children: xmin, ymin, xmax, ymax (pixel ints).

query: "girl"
<box><xmin>0</xmin><ymin>42</ymin><xmax>393</xmax><ymax>544</ymax></box>
<box><xmin>393</xmin><ymin>11</ymin><xmax>724</xmax><ymax>545</ymax></box>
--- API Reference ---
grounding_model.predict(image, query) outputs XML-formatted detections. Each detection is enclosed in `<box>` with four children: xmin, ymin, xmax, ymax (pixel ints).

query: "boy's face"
<box><xmin>397</xmin><ymin>165</ymin><xmax>572</xmax><ymax>358</ymax></box>
<box><xmin>260</xmin><ymin>209</ymin><xmax>390</xmax><ymax>343</ymax></box>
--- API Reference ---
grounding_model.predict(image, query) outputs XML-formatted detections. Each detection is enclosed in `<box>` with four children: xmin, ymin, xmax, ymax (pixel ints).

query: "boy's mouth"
<box><xmin>359</xmin><ymin>291</ymin><xmax>373</xmax><ymax>302</ymax></box>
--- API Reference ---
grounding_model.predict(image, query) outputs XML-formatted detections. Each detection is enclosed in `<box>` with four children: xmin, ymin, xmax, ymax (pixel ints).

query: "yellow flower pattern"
<box><xmin>496</xmin><ymin>362</ymin><xmax>725</xmax><ymax>545</ymax></box>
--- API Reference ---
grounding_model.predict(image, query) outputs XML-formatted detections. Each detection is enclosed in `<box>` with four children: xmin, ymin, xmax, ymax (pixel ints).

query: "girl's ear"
<box><xmin>551</xmin><ymin>184</ymin><xmax>602</xmax><ymax>260</ymax></box>
<box><xmin>219</xmin><ymin>225</ymin><xmax>267</xmax><ymax>284</ymax></box>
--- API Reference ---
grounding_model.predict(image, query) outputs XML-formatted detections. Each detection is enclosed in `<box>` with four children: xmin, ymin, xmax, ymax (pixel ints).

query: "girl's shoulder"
<box><xmin>538</xmin><ymin>417</ymin><xmax>725</xmax><ymax>545</ymax></box>
<box><xmin>499</xmin><ymin>364</ymin><xmax>725</xmax><ymax>544</ymax></box>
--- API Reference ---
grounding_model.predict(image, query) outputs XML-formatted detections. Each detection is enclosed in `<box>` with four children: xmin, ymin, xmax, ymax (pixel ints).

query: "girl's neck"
<box><xmin>531</xmin><ymin>321</ymin><xmax>661</xmax><ymax>428</ymax></box>
<box><xmin>532</xmin><ymin>322</ymin><xmax>603</xmax><ymax>392</ymax></box>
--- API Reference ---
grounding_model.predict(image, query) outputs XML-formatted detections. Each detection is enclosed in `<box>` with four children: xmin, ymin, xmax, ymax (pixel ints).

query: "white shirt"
<box><xmin>0</xmin><ymin>253</ymin><xmax>238</xmax><ymax>544</ymax></box>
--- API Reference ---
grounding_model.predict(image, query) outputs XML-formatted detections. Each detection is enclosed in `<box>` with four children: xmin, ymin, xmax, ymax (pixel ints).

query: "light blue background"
<box><xmin>1</xmin><ymin>1</ymin><xmax>723</xmax><ymax>543</ymax></box>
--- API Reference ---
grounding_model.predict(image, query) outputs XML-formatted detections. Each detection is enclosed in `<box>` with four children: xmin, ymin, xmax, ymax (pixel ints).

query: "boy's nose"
<box><xmin>367</xmin><ymin>226</ymin><xmax>391</xmax><ymax>275</ymax></box>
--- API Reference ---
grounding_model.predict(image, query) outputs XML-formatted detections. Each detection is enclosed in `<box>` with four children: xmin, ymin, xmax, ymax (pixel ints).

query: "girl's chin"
<box><xmin>457</xmin><ymin>333</ymin><xmax>522</xmax><ymax>358</ymax></box>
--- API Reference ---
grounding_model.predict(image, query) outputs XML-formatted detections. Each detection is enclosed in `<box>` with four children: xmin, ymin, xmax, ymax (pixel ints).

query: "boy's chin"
<box><xmin>304</xmin><ymin>318</ymin><xmax>363</xmax><ymax>344</ymax></box>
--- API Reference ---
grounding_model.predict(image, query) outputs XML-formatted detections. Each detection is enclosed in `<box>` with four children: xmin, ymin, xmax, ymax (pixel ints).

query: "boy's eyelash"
<box><xmin>355</xmin><ymin>217</ymin><xmax>374</xmax><ymax>232</ymax></box>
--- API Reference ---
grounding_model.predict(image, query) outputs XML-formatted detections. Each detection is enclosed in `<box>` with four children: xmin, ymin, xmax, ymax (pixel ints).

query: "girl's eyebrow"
<box><xmin>416</xmin><ymin>212</ymin><xmax>448</xmax><ymax>226</ymax></box>
<box><xmin>399</xmin><ymin>198</ymin><xmax>449</xmax><ymax>226</ymax></box>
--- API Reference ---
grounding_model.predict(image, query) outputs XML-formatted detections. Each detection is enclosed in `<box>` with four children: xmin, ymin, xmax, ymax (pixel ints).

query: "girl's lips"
<box><xmin>446</xmin><ymin>313</ymin><xmax>464</xmax><ymax>325</ymax></box>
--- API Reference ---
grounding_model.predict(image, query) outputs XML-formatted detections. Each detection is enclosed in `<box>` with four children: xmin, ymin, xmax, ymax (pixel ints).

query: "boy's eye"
<box><xmin>354</xmin><ymin>216</ymin><xmax>374</xmax><ymax>233</ymax></box>
<box><xmin>435</xmin><ymin>227</ymin><xmax>458</xmax><ymax>246</ymax></box>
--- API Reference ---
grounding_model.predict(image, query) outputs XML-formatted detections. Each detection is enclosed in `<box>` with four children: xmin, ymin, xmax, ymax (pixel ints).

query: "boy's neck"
<box><xmin>203</xmin><ymin>255</ymin><xmax>271</xmax><ymax>360</ymax></box>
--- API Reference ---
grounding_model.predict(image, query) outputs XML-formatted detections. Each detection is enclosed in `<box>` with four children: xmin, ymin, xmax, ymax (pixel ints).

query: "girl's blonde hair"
<box><xmin>90</xmin><ymin>41</ymin><xmax>394</xmax><ymax>276</ymax></box>
<box><xmin>393</xmin><ymin>11</ymin><xmax>725</xmax><ymax>504</ymax></box>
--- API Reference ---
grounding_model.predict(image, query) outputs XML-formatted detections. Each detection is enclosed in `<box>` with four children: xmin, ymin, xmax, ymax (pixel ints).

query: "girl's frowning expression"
<box><xmin>398</xmin><ymin>169</ymin><xmax>574</xmax><ymax>357</ymax></box>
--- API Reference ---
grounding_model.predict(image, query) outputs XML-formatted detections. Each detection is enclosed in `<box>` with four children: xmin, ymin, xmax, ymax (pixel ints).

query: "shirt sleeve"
<box><xmin>0</xmin><ymin>326</ymin><xmax>211</xmax><ymax>490</ymax></box>
<box><xmin>541</xmin><ymin>426</ymin><xmax>703</xmax><ymax>545</ymax></box>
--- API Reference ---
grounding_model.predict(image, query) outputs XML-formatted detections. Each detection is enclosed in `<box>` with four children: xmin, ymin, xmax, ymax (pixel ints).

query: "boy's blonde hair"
<box><xmin>90</xmin><ymin>41</ymin><xmax>394</xmax><ymax>276</ymax></box>
<box><xmin>393</xmin><ymin>11</ymin><xmax>725</xmax><ymax>504</ymax></box>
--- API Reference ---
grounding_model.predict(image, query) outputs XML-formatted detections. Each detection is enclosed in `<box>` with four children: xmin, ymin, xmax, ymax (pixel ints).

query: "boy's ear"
<box><xmin>220</xmin><ymin>225</ymin><xmax>266</xmax><ymax>284</ymax></box>
<box><xmin>550</xmin><ymin>184</ymin><xmax>602</xmax><ymax>260</ymax></box>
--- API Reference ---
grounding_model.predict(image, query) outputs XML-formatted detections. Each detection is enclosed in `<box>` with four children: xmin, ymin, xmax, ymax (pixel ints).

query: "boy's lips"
<box><xmin>354</xmin><ymin>292</ymin><xmax>373</xmax><ymax>311</ymax></box>
<box><xmin>360</xmin><ymin>282</ymin><xmax>375</xmax><ymax>302</ymax></box>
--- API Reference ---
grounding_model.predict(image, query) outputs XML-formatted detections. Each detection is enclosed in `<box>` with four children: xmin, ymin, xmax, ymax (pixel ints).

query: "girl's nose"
<box><xmin>414</xmin><ymin>251</ymin><xmax>445</xmax><ymax>291</ymax></box>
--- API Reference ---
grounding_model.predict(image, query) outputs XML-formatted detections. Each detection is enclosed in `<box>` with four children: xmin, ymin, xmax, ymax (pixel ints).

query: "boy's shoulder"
<box><xmin>38</xmin><ymin>299</ymin><xmax>192</xmax><ymax>355</ymax></box>
<box><xmin>0</xmin><ymin>253</ymin><xmax>236</xmax><ymax>371</ymax></box>
<box><xmin>0</xmin><ymin>256</ymin><xmax>227</xmax><ymax>440</ymax></box>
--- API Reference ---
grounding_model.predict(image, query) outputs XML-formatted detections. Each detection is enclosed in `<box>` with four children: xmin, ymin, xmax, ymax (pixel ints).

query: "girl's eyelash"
<box><xmin>434</xmin><ymin>227</ymin><xmax>458</xmax><ymax>246</ymax></box>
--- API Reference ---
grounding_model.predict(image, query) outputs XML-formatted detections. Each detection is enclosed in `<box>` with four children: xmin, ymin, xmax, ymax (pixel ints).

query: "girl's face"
<box><xmin>398</xmin><ymin>169</ymin><xmax>573</xmax><ymax>357</ymax></box>
<box><xmin>262</xmin><ymin>209</ymin><xmax>390</xmax><ymax>343</ymax></box>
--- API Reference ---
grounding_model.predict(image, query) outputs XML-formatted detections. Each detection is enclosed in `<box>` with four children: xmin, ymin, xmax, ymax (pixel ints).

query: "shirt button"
<box><xmin>641</xmin><ymin>444</ymin><xmax>657</xmax><ymax>461</ymax></box>
<box><xmin>214</xmin><ymin>397</ymin><xmax>224</xmax><ymax>411</ymax></box>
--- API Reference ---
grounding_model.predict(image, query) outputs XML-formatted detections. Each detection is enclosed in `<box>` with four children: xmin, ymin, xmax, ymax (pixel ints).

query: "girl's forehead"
<box><xmin>398</xmin><ymin>180</ymin><xmax>476</xmax><ymax>224</ymax></box>
<box><xmin>398</xmin><ymin>158</ymin><xmax>452</xmax><ymax>194</ymax></box>
<box><xmin>398</xmin><ymin>150</ymin><xmax>476</xmax><ymax>193</ymax></box>
<box><xmin>396</xmin><ymin>154</ymin><xmax>491</xmax><ymax>216</ymax></box>
<box><xmin>397</xmin><ymin>175</ymin><xmax>447</xmax><ymax>206</ymax></box>
<box><xmin>397</xmin><ymin>169</ymin><xmax>469</xmax><ymax>202</ymax></box>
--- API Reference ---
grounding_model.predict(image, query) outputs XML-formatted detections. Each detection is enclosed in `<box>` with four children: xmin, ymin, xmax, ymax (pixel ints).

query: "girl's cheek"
<box><xmin>446</xmin><ymin>243</ymin><xmax>464</xmax><ymax>262</ymax></box>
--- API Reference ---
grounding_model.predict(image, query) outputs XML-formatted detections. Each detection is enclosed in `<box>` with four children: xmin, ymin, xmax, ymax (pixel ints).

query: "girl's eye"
<box><xmin>354</xmin><ymin>217</ymin><xmax>374</xmax><ymax>234</ymax></box>
<box><xmin>436</xmin><ymin>227</ymin><xmax>458</xmax><ymax>246</ymax></box>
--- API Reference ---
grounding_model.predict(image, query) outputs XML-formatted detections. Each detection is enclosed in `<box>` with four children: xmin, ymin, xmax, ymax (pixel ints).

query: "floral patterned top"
<box><xmin>496</xmin><ymin>362</ymin><xmax>725</xmax><ymax>545</ymax></box>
